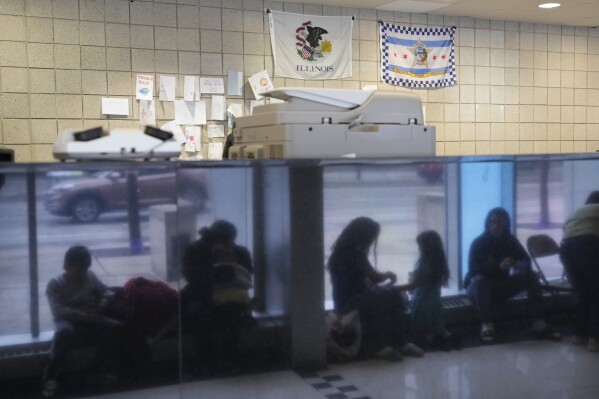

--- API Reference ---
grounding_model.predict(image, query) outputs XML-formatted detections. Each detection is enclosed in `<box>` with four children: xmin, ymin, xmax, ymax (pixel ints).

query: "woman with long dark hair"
<box><xmin>328</xmin><ymin>217</ymin><xmax>423</xmax><ymax>361</ymax></box>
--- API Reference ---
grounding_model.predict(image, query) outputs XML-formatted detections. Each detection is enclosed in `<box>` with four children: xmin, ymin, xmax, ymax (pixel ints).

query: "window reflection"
<box><xmin>323</xmin><ymin>163</ymin><xmax>446</xmax><ymax>307</ymax></box>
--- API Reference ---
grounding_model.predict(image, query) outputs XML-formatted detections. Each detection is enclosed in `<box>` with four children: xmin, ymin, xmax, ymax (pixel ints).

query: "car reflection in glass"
<box><xmin>44</xmin><ymin>170</ymin><xmax>208</xmax><ymax>223</ymax></box>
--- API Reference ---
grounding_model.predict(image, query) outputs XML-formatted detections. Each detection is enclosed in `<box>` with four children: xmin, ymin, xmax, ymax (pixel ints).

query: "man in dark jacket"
<box><xmin>465</xmin><ymin>208</ymin><xmax>560</xmax><ymax>344</ymax></box>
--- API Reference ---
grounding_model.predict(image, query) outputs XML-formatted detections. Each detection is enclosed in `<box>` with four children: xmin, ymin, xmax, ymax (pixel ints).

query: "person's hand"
<box><xmin>385</xmin><ymin>271</ymin><xmax>398</xmax><ymax>284</ymax></box>
<box><xmin>500</xmin><ymin>257</ymin><xmax>516</xmax><ymax>271</ymax></box>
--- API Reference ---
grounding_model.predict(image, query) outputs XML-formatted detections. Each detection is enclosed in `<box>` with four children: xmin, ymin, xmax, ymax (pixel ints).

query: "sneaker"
<box><xmin>480</xmin><ymin>329</ymin><xmax>495</xmax><ymax>344</ymax></box>
<box><xmin>42</xmin><ymin>379</ymin><xmax>57</xmax><ymax>397</ymax></box>
<box><xmin>532</xmin><ymin>326</ymin><xmax>561</xmax><ymax>341</ymax></box>
<box><xmin>374</xmin><ymin>346</ymin><xmax>403</xmax><ymax>361</ymax></box>
<box><xmin>588</xmin><ymin>338</ymin><xmax>599</xmax><ymax>352</ymax></box>
<box><xmin>400</xmin><ymin>342</ymin><xmax>425</xmax><ymax>358</ymax></box>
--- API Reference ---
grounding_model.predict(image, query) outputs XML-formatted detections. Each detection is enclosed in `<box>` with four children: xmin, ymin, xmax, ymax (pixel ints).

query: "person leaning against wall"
<box><xmin>560</xmin><ymin>191</ymin><xmax>599</xmax><ymax>351</ymax></box>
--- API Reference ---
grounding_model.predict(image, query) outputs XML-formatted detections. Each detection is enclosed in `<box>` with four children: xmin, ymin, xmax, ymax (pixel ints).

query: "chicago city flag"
<box><xmin>269</xmin><ymin>11</ymin><xmax>352</xmax><ymax>80</ymax></box>
<box><xmin>379</xmin><ymin>22</ymin><xmax>456</xmax><ymax>88</ymax></box>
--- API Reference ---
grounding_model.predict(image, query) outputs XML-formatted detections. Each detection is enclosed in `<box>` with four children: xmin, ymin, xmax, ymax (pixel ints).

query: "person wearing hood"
<box><xmin>465</xmin><ymin>207</ymin><xmax>561</xmax><ymax>344</ymax></box>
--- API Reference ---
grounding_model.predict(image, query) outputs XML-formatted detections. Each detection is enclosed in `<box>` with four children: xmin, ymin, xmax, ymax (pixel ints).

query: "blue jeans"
<box><xmin>467</xmin><ymin>273</ymin><xmax>544</xmax><ymax>324</ymax></box>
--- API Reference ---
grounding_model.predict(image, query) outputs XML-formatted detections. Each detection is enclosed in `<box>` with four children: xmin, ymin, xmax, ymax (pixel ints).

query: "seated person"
<box><xmin>465</xmin><ymin>208</ymin><xmax>561</xmax><ymax>344</ymax></box>
<box><xmin>181</xmin><ymin>220</ymin><xmax>255</xmax><ymax>375</ymax></box>
<box><xmin>43</xmin><ymin>246</ymin><xmax>123</xmax><ymax>397</ymax></box>
<box><xmin>328</xmin><ymin>217</ymin><xmax>423</xmax><ymax>361</ymax></box>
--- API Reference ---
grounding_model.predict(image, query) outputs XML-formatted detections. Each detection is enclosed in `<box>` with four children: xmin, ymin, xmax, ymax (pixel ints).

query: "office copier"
<box><xmin>228</xmin><ymin>88</ymin><xmax>435</xmax><ymax>159</ymax></box>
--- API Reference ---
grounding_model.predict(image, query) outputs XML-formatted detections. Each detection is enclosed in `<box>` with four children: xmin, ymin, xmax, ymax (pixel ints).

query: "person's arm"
<box><xmin>88</xmin><ymin>271</ymin><xmax>114</xmax><ymax>311</ymax></box>
<box><xmin>363</xmin><ymin>261</ymin><xmax>397</xmax><ymax>285</ymax></box>
<box><xmin>46</xmin><ymin>279</ymin><xmax>89</xmax><ymax>321</ymax></box>
<box><xmin>468</xmin><ymin>237</ymin><xmax>502</xmax><ymax>279</ymax></box>
<box><xmin>510</xmin><ymin>237</ymin><xmax>532</xmax><ymax>275</ymax></box>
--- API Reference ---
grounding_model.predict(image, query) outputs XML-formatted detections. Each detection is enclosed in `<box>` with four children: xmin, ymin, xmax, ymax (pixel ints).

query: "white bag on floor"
<box><xmin>325</xmin><ymin>310</ymin><xmax>361</xmax><ymax>362</ymax></box>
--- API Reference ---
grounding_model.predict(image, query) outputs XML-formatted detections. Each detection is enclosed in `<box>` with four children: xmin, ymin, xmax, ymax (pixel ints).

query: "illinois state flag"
<box><xmin>269</xmin><ymin>11</ymin><xmax>352</xmax><ymax>80</ymax></box>
<box><xmin>380</xmin><ymin>22</ymin><xmax>456</xmax><ymax>88</ymax></box>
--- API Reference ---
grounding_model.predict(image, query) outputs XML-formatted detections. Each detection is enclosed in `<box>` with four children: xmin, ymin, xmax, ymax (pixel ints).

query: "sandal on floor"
<box><xmin>532</xmin><ymin>326</ymin><xmax>562</xmax><ymax>341</ymax></box>
<box><xmin>480</xmin><ymin>329</ymin><xmax>495</xmax><ymax>344</ymax></box>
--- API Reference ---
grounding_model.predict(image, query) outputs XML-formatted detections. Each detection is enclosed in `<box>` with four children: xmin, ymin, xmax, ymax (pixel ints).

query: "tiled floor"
<box><xmin>90</xmin><ymin>339</ymin><xmax>599</xmax><ymax>399</ymax></box>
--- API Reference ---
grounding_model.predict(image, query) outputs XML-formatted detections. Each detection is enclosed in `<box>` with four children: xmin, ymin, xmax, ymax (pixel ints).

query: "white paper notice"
<box><xmin>160</xmin><ymin>120</ymin><xmax>186</xmax><ymax>144</ymax></box>
<box><xmin>208</xmin><ymin>142</ymin><xmax>224</xmax><ymax>160</ymax></box>
<box><xmin>248</xmin><ymin>70</ymin><xmax>273</xmax><ymax>100</ymax></box>
<box><xmin>227</xmin><ymin>69</ymin><xmax>243</xmax><ymax>96</ymax></box>
<box><xmin>192</xmin><ymin>101</ymin><xmax>206</xmax><ymax>124</ymax></box>
<box><xmin>250</xmin><ymin>100</ymin><xmax>264</xmax><ymax>115</ymax></box>
<box><xmin>184</xmin><ymin>126</ymin><xmax>201</xmax><ymax>152</ymax></box>
<box><xmin>184</xmin><ymin>138</ymin><xmax>196</xmax><ymax>152</ymax></box>
<box><xmin>159</xmin><ymin>76</ymin><xmax>176</xmax><ymax>101</ymax></box>
<box><xmin>207</xmin><ymin>124</ymin><xmax>225</xmax><ymax>138</ymax></box>
<box><xmin>101</xmin><ymin>98</ymin><xmax>129</xmax><ymax>116</ymax></box>
<box><xmin>184</xmin><ymin>76</ymin><xmax>199</xmax><ymax>101</ymax></box>
<box><xmin>175</xmin><ymin>100</ymin><xmax>206</xmax><ymax>125</ymax></box>
<box><xmin>200</xmin><ymin>77</ymin><xmax>224</xmax><ymax>94</ymax></box>
<box><xmin>227</xmin><ymin>103</ymin><xmax>243</xmax><ymax>118</ymax></box>
<box><xmin>139</xmin><ymin>100</ymin><xmax>156</xmax><ymax>125</ymax></box>
<box><xmin>136</xmin><ymin>74</ymin><xmax>154</xmax><ymax>100</ymax></box>
<box><xmin>269</xmin><ymin>97</ymin><xmax>285</xmax><ymax>104</ymax></box>
<box><xmin>210</xmin><ymin>95</ymin><xmax>225</xmax><ymax>120</ymax></box>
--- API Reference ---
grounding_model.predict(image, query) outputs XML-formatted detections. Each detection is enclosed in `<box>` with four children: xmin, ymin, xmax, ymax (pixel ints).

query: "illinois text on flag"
<box><xmin>269</xmin><ymin>10</ymin><xmax>352</xmax><ymax>80</ymax></box>
<box><xmin>379</xmin><ymin>22</ymin><xmax>456</xmax><ymax>89</ymax></box>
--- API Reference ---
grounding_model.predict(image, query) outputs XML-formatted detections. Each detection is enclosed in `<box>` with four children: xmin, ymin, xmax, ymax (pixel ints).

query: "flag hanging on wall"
<box><xmin>269</xmin><ymin>10</ymin><xmax>352</xmax><ymax>80</ymax></box>
<box><xmin>379</xmin><ymin>22</ymin><xmax>456</xmax><ymax>89</ymax></box>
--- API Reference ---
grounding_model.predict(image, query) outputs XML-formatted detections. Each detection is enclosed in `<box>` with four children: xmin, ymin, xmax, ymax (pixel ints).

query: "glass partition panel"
<box><xmin>514</xmin><ymin>160</ymin><xmax>565</xmax><ymax>280</ymax></box>
<box><xmin>0</xmin><ymin>168</ymin><xmax>32</xmax><ymax>337</ymax></box>
<box><xmin>323</xmin><ymin>161</ymin><xmax>447</xmax><ymax>308</ymax></box>
<box><xmin>460</xmin><ymin>160</ymin><xmax>514</xmax><ymax>282</ymax></box>
<box><xmin>3</xmin><ymin>153</ymin><xmax>599</xmax><ymax>398</ymax></box>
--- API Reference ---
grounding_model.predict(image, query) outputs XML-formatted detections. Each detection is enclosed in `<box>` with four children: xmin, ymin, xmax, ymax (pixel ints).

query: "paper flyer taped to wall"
<box><xmin>248</xmin><ymin>70</ymin><xmax>273</xmax><ymax>100</ymax></box>
<box><xmin>136</xmin><ymin>74</ymin><xmax>154</xmax><ymax>100</ymax></box>
<box><xmin>139</xmin><ymin>99</ymin><xmax>156</xmax><ymax>125</ymax></box>
<box><xmin>159</xmin><ymin>76</ymin><xmax>176</xmax><ymax>101</ymax></box>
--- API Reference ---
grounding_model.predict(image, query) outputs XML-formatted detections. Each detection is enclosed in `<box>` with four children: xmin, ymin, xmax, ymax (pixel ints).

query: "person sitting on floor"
<box><xmin>464</xmin><ymin>207</ymin><xmax>561</xmax><ymax>344</ymax></box>
<box><xmin>42</xmin><ymin>246</ymin><xmax>123</xmax><ymax>397</ymax></box>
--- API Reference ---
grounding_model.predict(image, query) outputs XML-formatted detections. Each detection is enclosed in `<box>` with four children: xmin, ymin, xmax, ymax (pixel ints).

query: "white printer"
<box><xmin>228</xmin><ymin>88</ymin><xmax>435</xmax><ymax>160</ymax></box>
<box><xmin>53</xmin><ymin>127</ymin><xmax>181</xmax><ymax>161</ymax></box>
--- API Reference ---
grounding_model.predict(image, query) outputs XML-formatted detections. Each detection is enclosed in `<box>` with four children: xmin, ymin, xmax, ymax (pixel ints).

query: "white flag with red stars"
<box><xmin>379</xmin><ymin>22</ymin><xmax>456</xmax><ymax>89</ymax></box>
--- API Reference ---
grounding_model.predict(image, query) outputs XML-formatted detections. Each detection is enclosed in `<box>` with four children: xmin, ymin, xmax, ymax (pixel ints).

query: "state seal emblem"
<box><xmin>295</xmin><ymin>21</ymin><xmax>332</xmax><ymax>62</ymax></box>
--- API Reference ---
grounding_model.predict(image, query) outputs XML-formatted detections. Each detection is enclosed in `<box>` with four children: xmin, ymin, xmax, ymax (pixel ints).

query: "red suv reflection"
<box><xmin>44</xmin><ymin>170</ymin><xmax>208</xmax><ymax>223</ymax></box>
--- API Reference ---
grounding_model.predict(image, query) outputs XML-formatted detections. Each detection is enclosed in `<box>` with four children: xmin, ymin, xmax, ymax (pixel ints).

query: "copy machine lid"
<box><xmin>263</xmin><ymin>88</ymin><xmax>372</xmax><ymax>109</ymax></box>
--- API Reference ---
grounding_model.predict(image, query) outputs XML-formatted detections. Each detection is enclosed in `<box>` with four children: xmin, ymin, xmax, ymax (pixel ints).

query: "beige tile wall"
<box><xmin>1</xmin><ymin>0</ymin><xmax>599</xmax><ymax>162</ymax></box>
